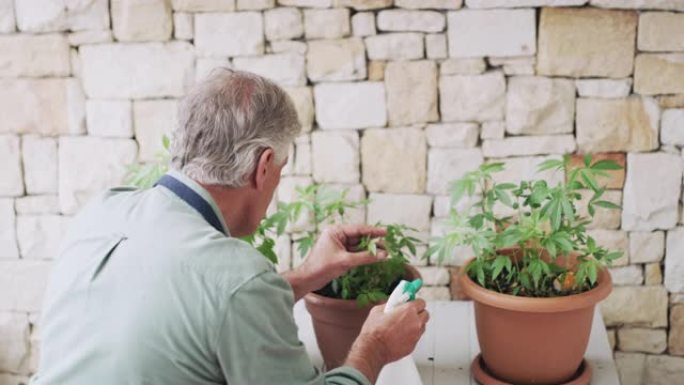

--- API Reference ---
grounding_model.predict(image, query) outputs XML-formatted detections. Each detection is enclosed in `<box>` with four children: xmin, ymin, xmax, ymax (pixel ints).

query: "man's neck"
<box><xmin>200</xmin><ymin>184</ymin><xmax>253</xmax><ymax>237</ymax></box>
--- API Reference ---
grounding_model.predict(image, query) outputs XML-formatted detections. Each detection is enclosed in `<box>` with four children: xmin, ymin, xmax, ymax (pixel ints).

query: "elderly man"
<box><xmin>32</xmin><ymin>70</ymin><xmax>429</xmax><ymax>385</ymax></box>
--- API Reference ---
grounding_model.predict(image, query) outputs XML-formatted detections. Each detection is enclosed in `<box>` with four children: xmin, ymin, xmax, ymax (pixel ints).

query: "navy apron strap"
<box><xmin>155</xmin><ymin>174</ymin><xmax>226</xmax><ymax>236</ymax></box>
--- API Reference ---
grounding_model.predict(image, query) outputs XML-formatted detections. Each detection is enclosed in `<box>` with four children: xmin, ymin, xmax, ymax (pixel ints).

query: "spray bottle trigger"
<box><xmin>402</xmin><ymin>279</ymin><xmax>423</xmax><ymax>301</ymax></box>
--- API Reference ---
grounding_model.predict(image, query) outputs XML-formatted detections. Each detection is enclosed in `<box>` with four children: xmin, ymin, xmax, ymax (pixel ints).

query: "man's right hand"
<box><xmin>344</xmin><ymin>299</ymin><xmax>430</xmax><ymax>384</ymax></box>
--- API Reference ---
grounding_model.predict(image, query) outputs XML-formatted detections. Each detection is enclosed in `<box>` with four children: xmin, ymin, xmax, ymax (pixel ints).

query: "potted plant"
<box><xmin>279</xmin><ymin>184</ymin><xmax>423</xmax><ymax>369</ymax></box>
<box><xmin>428</xmin><ymin>156</ymin><xmax>622</xmax><ymax>385</ymax></box>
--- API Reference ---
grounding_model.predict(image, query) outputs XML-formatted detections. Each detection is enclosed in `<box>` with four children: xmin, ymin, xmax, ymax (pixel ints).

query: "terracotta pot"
<box><xmin>304</xmin><ymin>265</ymin><xmax>421</xmax><ymax>369</ymax></box>
<box><xmin>460</xmin><ymin>249</ymin><xmax>612</xmax><ymax>385</ymax></box>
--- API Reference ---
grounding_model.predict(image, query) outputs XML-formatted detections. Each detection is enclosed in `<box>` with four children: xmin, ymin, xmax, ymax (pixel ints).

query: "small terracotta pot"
<box><xmin>460</xmin><ymin>249</ymin><xmax>612</xmax><ymax>385</ymax></box>
<box><xmin>304</xmin><ymin>265</ymin><xmax>421</xmax><ymax>369</ymax></box>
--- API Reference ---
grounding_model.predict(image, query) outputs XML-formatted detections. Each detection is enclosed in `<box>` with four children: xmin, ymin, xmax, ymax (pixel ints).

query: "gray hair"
<box><xmin>171</xmin><ymin>69</ymin><xmax>301</xmax><ymax>187</ymax></box>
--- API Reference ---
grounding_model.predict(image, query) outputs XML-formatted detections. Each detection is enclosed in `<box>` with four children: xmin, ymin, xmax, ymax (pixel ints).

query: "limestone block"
<box><xmin>417</xmin><ymin>267</ymin><xmax>450</xmax><ymax>286</ymax></box>
<box><xmin>195</xmin><ymin>58</ymin><xmax>231</xmax><ymax>82</ymax></box>
<box><xmin>304</xmin><ymin>8</ymin><xmax>349</xmax><ymax>39</ymax></box>
<box><xmin>368</xmin><ymin>61</ymin><xmax>385</xmax><ymax>80</ymax></box>
<box><xmin>467</xmin><ymin>0</ymin><xmax>586</xmax><ymax>6</ymax></box>
<box><xmin>264</xmin><ymin>7</ymin><xmax>303</xmax><ymax>41</ymax></box>
<box><xmin>0</xmin><ymin>312</ymin><xmax>29</xmax><ymax>374</ymax></box>
<box><xmin>238</xmin><ymin>0</ymin><xmax>275</xmax><ymax>9</ymax></box>
<box><xmin>361</xmin><ymin>127</ymin><xmax>426</xmax><ymax>194</ymax></box>
<box><xmin>274</xmin><ymin>234</ymin><xmax>291</xmax><ymax>272</ymax></box>
<box><xmin>482</xmin><ymin>135</ymin><xmax>576</xmax><ymax>158</ymax></box>
<box><xmin>644</xmin><ymin>263</ymin><xmax>662</xmax><ymax>285</ymax></box>
<box><xmin>439</xmin><ymin>71</ymin><xmax>505</xmax><ymax>122</ymax></box>
<box><xmin>365</xmin><ymin>33</ymin><xmax>424</xmax><ymax>61</ymax></box>
<box><xmin>575</xmin><ymin>79</ymin><xmax>632</xmax><ymax>99</ymax></box>
<box><xmin>385</xmin><ymin>61</ymin><xmax>438</xmax><ymax>126</ymax></box>
<box><xmin>634</xmin><ymin>54</ymin><xmax>684</xmax><ymax>95</ymax></box>
<box><xmin>427</xmin><ymin>148</ymin><xmax>483</xmax><ymax>194</ymax></box>
<box><xmin>576</xmin><ymin>190</ymin><xmax>622</xmax><ymax>229</ymax></box>
<box><xmin>666</xmin><ymin>227</ymin><xmax>684</xmax><ymax>293</ymax></box>
<box><xmin>68</xmin><ymin>30</ymin><xmax>113</xmax><ymax>45</ymax></box>
<box><xmin>670</xmin><ymin>304</ymin><xmax>684</xmax><ymax>355</ymax></box>
<box><xmin>322</xmin><ymin>183</ymin><xmax>366</xmax><ymax>225</ymax></box>
<box><xmin>234</xmin><ymin>53</ymin><xmax>306</xmax><ymax>86</ymax></box>
<box><xmin>86</xmin><ymin>100</ymin><xmax>133</xmax><ymax>138</ymax></box>
<box><xmin>0</xmin><ymin>136</ymin><xmax>23</xmax><ymax>197</ymax></box>
<box><xmin>417</xmin><ymin>287</ymin><xmax>451</xmax><ymax>301</ymax></box>
<box><xmin>195</xmin><ymin>12</ymin><xmax>263</xmax><ymax>57</ymax></box>
<box><xmin>16</xmin><ymin>215</ymin><xmax>67</xmax><ymax>260</ymax></box>
<box><xmin>638</xmin><ymin>12</ymin><xmax>684</xmax><ymax>52</ymax></box>
<box><xmin>311</xmin><ymin>131</ymin><xmax>359</xmax><ymax>184</ymax></box>
<box><xmin>600</xmin><ymin>286</ymin><xmax>668</xmax><ymax>327</ymax></box>
<box><xmin>426</xmin><ymin>123</ymin><xmax>478</xmax><ymax>148</ymax></box>
<box><xmin>112</xmin><ymin>0</ymin><xmax>172</xmax><ymax>41</ymax></box>
<box><xmin>334</xmin><ymin>0</ymin><xmax>392</xmax><ymax>9</ymax></box>
<box><xmin>659</xmin><ymin>94</ymin><xmax>684</xmax><ymax>109</ymax></box>
<box><xmin>0</xmin><ymin>34</ymin><xmax>70</xmax><ymax>78</ymax></box>
<box><xmin>448</xmin><ymin>9</ymin><xmax>536</xmax><ymax>58</ymax></box>
<box><xmin>0</xmin><ymin>199</ymin><xmax>18</xmax><ymax>259</ymax></box>
<box><xmin>14</xmin><ymin>196</ymin><xmax>60</xmax><ymax>215</ymax></box>
<box><xmin>481</xmin><ymin>121</ymin><xmax>504</xmax><ymax>140</ymax></box>
<box><xmin>618</xmin><ymin>328</ymin><xmax>667</xmax><ymax>354</ymax></box>
<box><xmin>568</xmin><ymin>153</ymin><xmax>625</xmax><ymax>189</ymax></box>
<box><xmin>81</xmin><ymin>42</ymin><xmax>193</xmax><ymax>99</ymax></box>
<box><xmin>591</xmin><ymin>0</ymin><xmax>684</xmax><ymax>11</ymax></box>
<box><xmin>314</xmin><ymin>82</ymin><xmax>386</xmax><ymax>130</ymax></box>
<box><xmin>661</xmin><ymin>109</ymin><xmax>684</xmax><ymax>146</ymax></box>
<box><xmin>0</xmin><ymin>261</ymin><xmax>52</xmax><ymax>312</ymax></box>
<box><xmin>622</xmin><ymin>153</ymin><xmax>682</xmax><ymax>231</ymax></box>
<box><xmin>0</xmin><ymin>78</ymin><xmax>85</xmax><ymax>136</ymax></box>
<box><xmin>644</xmin><ymin>355</ymin><xmax>684</xmax><ymax>385</ymax></box>
<box><xmin>16</xmin><ymin>0</ymin><xmax>110</xmax><ymax>32</ymax></box>
<box><xmin>506</xmin><ymin>76</ymin><xmax>575</xmax><ymax>135</ymax></box>
<box><xmin>293</xmin><ymin>135</ymin><xmax>311</xmax><ymax>175</ymax></box>
<box><xmin>395</xmin><ymin>0</ymin><xmax>463</xmax><ymax>9</ymax></box>
<box><xmin>608</xmin><ymin>265</ymin><xmax>643</xmax><ymax>286</ymax></box>
<box><xmin>430</xmin><ymin>219</ymin><xmax>474</xmax><ymax>266</ymax></box>
<box><xmin>306</xmin><ymin>39</ymin><xmax>365</xmax><ymax>82</ymax></box>
<box><xmin>0</xmin><ymin>0</ymin><xmax>15</xmax><ymax>32</ymax></box>
<box><xmin>351</xmin><ymin>12</ymin><xmax>375</xmax><ymax>37</ymax></box>
<box><xmin>615</xmin><ymin>352</ymin><xmax>646</xmax><ymax>385</ymax></box>
<box><xmin>284</xmin><ymin>87</ymin><xmax>314</xmax><ymax>133</ymax></box>
<box><xmin>58</xmin><ymin>137</ymin><xmax>137</xmax><ymax>214</ymax></box>
<box><xmin>269</xmin><ymin>40</ymin><xmax>307</xmax><ymax>54</ymax></box>
<box><xmin>173</xmin><ymin>12</ymin><xmax>193</xmax><ymax>40</ymax></box>
<box><xmin>133</xmin><ymin>99</ymin><xmax>177</xmax><ymax>162</ymax></box>
<box><xmin>377</xmin><ymin>10</ymin><xmax>445</xmax><ymax>32</ymax></box>
<box><xmin>22</xmin><ymin>136</ymin><xmax>58</xmax><ymax>195</ymax></box>
<box><xmin>426</xmin><ymin>33</ymin><xmax>447</xmax><ymax>59</ymax></box>
<box><xmin>576</xmin><ymin>97</ymin><xmax>659</xmax><ymax>153</ymax></box>
<box><xmin>367</xmin><ymin>193</ymin><xmax>432</xmax><ymax>232</ymax></box>
<box><xmin>440</xmin><ymin>58</ymin><xmax>486</xmax><ymax>75</ymax></box>
<box><xmin>171</xmin><ymin>0</ymin><xmax>235</xmax><ymax>11</ymax></box>
<box><xmin>537</xmin><ymin>7</ymin><xmax>637</xmax><ymax>78</ymax></box>
<box><xmin>278</xmin><ymin>0</ymin><xmax>332</xmax><ymax>7</ymax></box>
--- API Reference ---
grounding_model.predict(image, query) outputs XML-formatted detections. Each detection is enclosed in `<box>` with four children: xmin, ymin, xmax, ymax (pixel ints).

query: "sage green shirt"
<box><xmin>32</xmin><ymin>170</ymin><xmax>370</xmax><ymax>385</ymax></box>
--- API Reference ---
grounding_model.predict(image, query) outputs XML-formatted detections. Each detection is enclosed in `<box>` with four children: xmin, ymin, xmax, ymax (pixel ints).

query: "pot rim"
<box><xmin>459</xmin><ymin>255</ymin><xmax>612</xmax><ymax>313</ymax></box>
<box><xmin>304</xmin><ymin>264</ymin><xmax>421</xmax><ymax>310</ymax></box>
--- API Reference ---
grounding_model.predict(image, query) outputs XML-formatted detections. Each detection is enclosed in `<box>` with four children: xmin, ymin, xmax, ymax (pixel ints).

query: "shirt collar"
<box><xmin>166</xmin><ymin>169</ymin><xmax>231</xmax><ymax>236</ymax></box>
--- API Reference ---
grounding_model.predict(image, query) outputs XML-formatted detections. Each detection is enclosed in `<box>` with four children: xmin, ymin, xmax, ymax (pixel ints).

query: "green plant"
<box><xmin>282</xmin><ymin>184</ymin><xmax>423</xmax><ymax>306</ymax></box>
<box><xmin>428</xmin><ymin>155</ymin><xmax>623</xmax><ymax>297</ymax></box>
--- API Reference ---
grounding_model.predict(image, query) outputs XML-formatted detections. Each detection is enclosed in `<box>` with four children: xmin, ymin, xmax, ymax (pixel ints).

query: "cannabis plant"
<box><xmin>428</xmin><ymin>155</ymin><xmax>623</xmax><ymax>297</ymax></box>
<box><xmin>282</xmin><ymin>184</ymin><xmax>423</xmax><ymax>306</ymax></box>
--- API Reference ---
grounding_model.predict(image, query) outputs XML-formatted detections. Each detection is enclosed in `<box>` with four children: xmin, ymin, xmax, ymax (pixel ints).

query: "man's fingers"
<box><xmin>344</xmin><ymin>250</ymin><xmax>388</xmax><ymax>268</ymax></box>
<box><xmin>412</xmin><ymin>298</ymin><xmax>427</xmax><ymax>313</ymax></box>
<box><xmin>338</xmin><ymin>224</ymin><xmax>387</xmax><ymax>240</ymax></box>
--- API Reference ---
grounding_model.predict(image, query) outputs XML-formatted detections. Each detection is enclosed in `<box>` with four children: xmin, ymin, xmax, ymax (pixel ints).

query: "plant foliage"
<box><xmin>427</xmin><ymin>155</ymin><xmax>623</xmax><ymax>297</ymax></box>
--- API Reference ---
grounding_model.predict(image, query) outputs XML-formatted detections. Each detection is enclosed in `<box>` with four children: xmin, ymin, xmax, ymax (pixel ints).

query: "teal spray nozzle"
<box><xmin>403</xmin><ymin>279</ymin><xmax>423</xmax><ymax>301</ymax></box>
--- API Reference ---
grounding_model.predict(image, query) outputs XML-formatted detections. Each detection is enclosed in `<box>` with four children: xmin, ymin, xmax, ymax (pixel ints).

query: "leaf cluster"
<box><xmin>428</xmin><ymin>155</ymin><xmax>623</xmax><ymax>297</ymax></box>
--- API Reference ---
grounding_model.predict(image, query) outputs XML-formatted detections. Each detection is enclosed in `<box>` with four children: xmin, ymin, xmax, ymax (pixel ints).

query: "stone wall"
<box><xmin>0</xmin><ymin>0</ymin><xmax>683</xmax><ymax>384</ymax></box>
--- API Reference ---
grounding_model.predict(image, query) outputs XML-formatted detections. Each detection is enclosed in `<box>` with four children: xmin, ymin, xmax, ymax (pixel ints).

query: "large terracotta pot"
<box><xmin>304</xmin><ymin>265</ymin><xmax>421</xmax><ymax>369</ymax></box>
<box><xmin>460</xmin><ymin>249</ymin><xmax>612</xmax><ymax>385</ymax></box>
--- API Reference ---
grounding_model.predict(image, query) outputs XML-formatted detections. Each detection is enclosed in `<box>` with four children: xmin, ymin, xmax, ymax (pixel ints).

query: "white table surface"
<box><xmin>294</xmin><ymin>300</ymin><xmax>620</xmax><ymax>385</ymax></box>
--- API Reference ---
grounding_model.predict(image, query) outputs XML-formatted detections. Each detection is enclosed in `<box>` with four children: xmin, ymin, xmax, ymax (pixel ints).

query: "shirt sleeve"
<box><xmin>216</xmin><ymin>270</ymin><xmax>370</xmax><ymax>385</ymax></box>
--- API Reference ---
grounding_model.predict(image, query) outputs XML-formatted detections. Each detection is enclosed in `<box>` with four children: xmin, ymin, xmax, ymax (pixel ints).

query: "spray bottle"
<box><xmin>376</xmin><ymin>278</ymin><xmax>424</xmax><ymax>385</ymax></box>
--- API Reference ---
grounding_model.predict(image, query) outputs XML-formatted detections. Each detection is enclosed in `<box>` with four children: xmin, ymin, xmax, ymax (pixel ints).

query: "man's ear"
<box><xmin>253</xmin><ymin>148</ymin><xmax>275</xmax><ymax>190</ymax></box>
